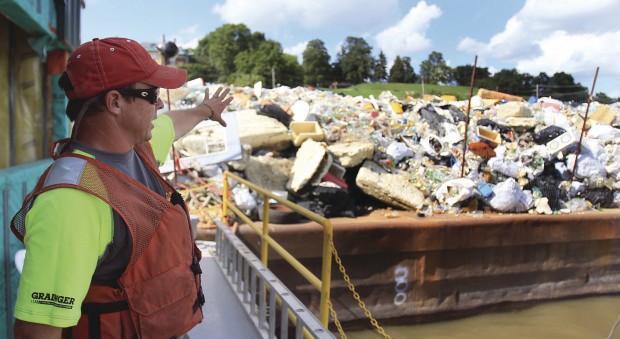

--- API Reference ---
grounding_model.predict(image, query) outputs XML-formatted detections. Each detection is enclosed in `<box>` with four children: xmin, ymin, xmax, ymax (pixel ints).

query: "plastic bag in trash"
<box><xmin>541</xmin><ymin>108</ymin><xmax>572</xmax><ymax>131</ymax></box>
<box><xmin>307</xmin><ymin>183</ymin><xmax>356</xmax><ymax>218</ymax></box>
<box><xmin>579</xmin><ymin>187</ymin><xmax>614</xmax><ymax>208</ymax></box>
<box><xmin>435</xmin><ymin>178</ymin><xmax>475</xmax><ymax>206</ymax></box>
<box><xmin>421</xmin><ymin>134</ymin><xmax>448</xmax><ymax>158</ymax></box>
<box><xmin>586</xmin><ymin>125</ymin><xmax>620</xmax><ymax>142</ymax></box>
<box><xmin>562</xmin><ymin>198</ymin><xmax>593</xmax><ymax>213</ymax></box>
<box><xmin>533</xmin><ymin>126</ymin><xmax>566</xmax><ymax>145</ymax></box>
<box><xmin>488</xmin><ymin>157</ymin><xmax>527</xmax><ymax>178</ymax></box>
<box><xmin>525</xmin><ymin>173</ymin><xmax>566</xmax><ymax>211</ymax></box>
<box><xmin>568</xmin><ymin>181</ymin><xmax>585</xmax><ymax>197</ymax></box>
<box><xmin>488</xmin><ymin>178</ymin><xmax>533</xmax><ymax>212</ymax></box>
<box><xmin>566</xmin><ymin>154</ymin><xmax>607</xmax><ymax>179</ymax></box>
<box><xmin>386</xmin><ymin>141</ymin><xmax>414</xmax><ymax>163</ymax></box>
<box><xmin>554</xmin><ymin>161</ymin><xmax>571</xmax><ymax>180</ymax></box>
<box><xmin>538</xmin><ymin>97</ymin><xmax>563</xmax><ymax>110</ymax></box>
<box><xmin>232</xmin><ymin>186</ymin><xmax>257</xmax><ymax>212</ymax></box>
<box><xmin>202</xmin><ymin>164</ymin><xmax>224</xmax><ymax>177</ymax></box>
<box><xmin>441</xmin><ymin>122</ymin><xmax>463</xmax><ymax>145</ymax></box>
<box><xmin>476</xmin><ymin>118</ymin><xmax>512</xmax><ymax>134</ymax></box>
<box><xmin>439</xmin><ymin>104</ymin><xmax>466</xmax><ymax>123</ymax></box>
<box><xmin>371</xmin><ymin>130</ymin><xmax>392</xmax><ymax>147</ymax></box>
<box><xmin>419</xmin><ymin>104</ymin><xmax>449</xmax><ymax>135</ymax></box>
<box><xmin>581</xmin><ymin>139</ymin><xmax>605</xmax><ymax>159</ymax></box>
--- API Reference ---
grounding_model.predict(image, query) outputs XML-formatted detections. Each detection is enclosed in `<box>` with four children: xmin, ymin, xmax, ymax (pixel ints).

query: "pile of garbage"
<box><xmin>168</xmin><ymin>81</ymin><xmax>620</xmax><ymax>222</ymax></box>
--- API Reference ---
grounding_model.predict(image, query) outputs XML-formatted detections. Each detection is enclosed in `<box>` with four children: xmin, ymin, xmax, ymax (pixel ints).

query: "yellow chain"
<box><xmin>330</xmin><ymin>241</ymin><xmax>392</xmax><ymax>339</ymax></box>
<box><xmin>328</xmin><ymin>299</ymin><xmax>347</xmax><ymax>339</ymax></box>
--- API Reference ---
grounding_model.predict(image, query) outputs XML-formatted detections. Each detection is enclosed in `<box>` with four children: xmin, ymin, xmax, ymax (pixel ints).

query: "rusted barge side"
<box><xmin>236</xmin><ymin>209</ymin><xmax>620</xmax><ymax>325</ymax></box>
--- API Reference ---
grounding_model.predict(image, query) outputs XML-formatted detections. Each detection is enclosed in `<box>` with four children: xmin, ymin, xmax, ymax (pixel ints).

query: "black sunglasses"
<box><xmin>116</xmin><ymin>86</ymin><xmax>160</xmax><ymax>104</ymax></box>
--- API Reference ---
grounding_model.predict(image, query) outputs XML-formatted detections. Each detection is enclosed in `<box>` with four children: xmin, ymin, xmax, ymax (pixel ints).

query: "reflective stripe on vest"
<box><xmin>43</xmin><ymin>157</ymin><xmax>88</xmax><ymax>187</ymax></box>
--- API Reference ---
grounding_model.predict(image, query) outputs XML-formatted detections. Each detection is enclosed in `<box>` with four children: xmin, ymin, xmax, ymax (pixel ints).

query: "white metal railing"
<box><xmin>212</xmin><ymin>218</ymin><xmax>335</xmax><ymax>339</ymax></box>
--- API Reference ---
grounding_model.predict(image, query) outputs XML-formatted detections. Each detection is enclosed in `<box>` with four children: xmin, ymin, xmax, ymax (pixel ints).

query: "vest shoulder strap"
<box><xmin>43</xmin><ymin>156</ymin><xmax>88</xmax><ymax>188</ymax></box>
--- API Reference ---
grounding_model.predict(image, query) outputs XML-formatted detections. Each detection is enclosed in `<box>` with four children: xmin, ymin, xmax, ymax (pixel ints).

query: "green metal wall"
<box><xmin>0</xmin><ymin>1</ymin><xmax>73</xmax><ymax>337</ymax></box>
<box><xmin>0</xmin><ymin>160</ymin><xmax>52</xmax><ymax>338</ymax></box>
<box><xmin>0</xmin><ymin>0</ymin><xmax>57</xmax><ymax>36</ymax></box>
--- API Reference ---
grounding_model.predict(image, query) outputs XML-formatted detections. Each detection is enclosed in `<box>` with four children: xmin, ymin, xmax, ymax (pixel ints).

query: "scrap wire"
<box><xmin>178</xmin><ymin>182</ymin><xmax>223</xmax><ymax>209</ymax></box>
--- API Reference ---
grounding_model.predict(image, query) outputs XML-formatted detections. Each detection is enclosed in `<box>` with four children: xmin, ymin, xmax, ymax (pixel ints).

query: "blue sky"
<box><xmin>82</xmin><ymin>0</ymin><xmax>620</xmax><ymax>97</ymax></box>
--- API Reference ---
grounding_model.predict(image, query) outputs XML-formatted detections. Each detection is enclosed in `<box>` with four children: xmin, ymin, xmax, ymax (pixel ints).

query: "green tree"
<box><xmin>547</xmin><ymin>71</ymin><xmax>588</xmax><ymax>102</ymax></box>
<box><xmin>178</xmin><ymin>63</ymin><xmax>216</xmax><ymax>83</ymax></box>
<box><xmin>593</xmin><ymin>92</ymin><xmax>615</xmax><ymax>104</ymax></box>
<box><xmin>336</xmin><ymin>36</ymin><xmax>374</xmax><ymax>84</ymax></box>
<box><xmin>453</xmin><ymin>65</ymin><xmax>490</xmax><ymax>86</ymax></box>
<box><xmin>401</xmin><ymin>56</ymin><xmax>417</xmax><ymax>83</ymax></box>
<box><xmin>419</xmin><ymin>51</ymin><xmax>453</xmax><ymax>84</ymax></box>
<box><xmin>388</xmin><ymin>56</ymin><xmax>405</xmax><ymax>82</ymax></box>
<box><xmin>484</xmin><ymin>68</ymin><xmax>533</xmax><ymax>96</ymax></box>
<box><xmin>533</xmin><ymin>72</ymin><xmax>550</xmax><ymax>86</ymax></box>
<box><xmin>372</xmin><ymin>51</ymin><xmax>387</xmax><ymax>82</ymax></box>
<box><xmin>194</xmin><ymin>23</ymin><xmax>255</xmax><ymax>82</ymax></box>
<box><xmin>279</xmin><ymin>53</ymin><xmax>304</xmax><ymax>87</ymax></box>
<box><xmin>231</xmin><ymin>39</ymin><xmax>302</xmax><ymax>87</ymax></box>
<box><xmin>330</xmin><ymin>61</ymin><xmax>344</xmax><ymax>84</ymax></box>
<box><xmin>233</xmin><ymin>39</ymin><xmax>284</xmax><ymax>87</ymax></box>
<box><xmin>532</xmin><ymin>72</ymin><xmax>550</xmax><ymax>97</ymax></box>
<box><xmin>302</xmin><ymin>39</ymin><xmax>332</xmax><ymax>87</ymax></box>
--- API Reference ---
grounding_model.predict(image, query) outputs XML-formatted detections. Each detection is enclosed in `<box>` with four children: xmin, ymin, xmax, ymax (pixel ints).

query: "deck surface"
<box><xmin>188</xmin><ymin>244</ymin><xmax>260</xmax><ymax>338</ymax></box>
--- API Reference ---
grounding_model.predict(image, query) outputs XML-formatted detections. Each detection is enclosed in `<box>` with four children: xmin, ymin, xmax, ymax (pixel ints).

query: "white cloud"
<box><xmin>516</xmin><ymin>31</ymin><xmax>620</xmax><ymax>77</ymax></box>
<box><xmin>374</xmin><ymin>1</ymin><xmax>441</xmax><ymax>62</ymax></box>
<box><xmin>456</xmin><ymin>0</ymin><xmax>620</xmax><ymax>93</ymax></box>
<box><xmin>607</xmin><ymin>86</ymin><xmax>620</xmax><ymax>98</ymax></box>
<box><xmin>171</xmin><ymin>25</ymin><xmax>202</xmax><ymax>48</ymax></box>
<box><xmin>180</xmin><ymin>24</ymin><xmax>199</xmax><ymax>36</ymax></box>
<box><xmin>457</xmin><ymin>37</ymin><xmax>485</xmax><ymax>54</ymax></box>
<box><xmin>213</xmin><ymin>0</ymin><xmax>399</xmax><ymax>34</ymax></box>
<box><xmin>284</xmin><ymin>41</ymin><xmax>308</xmax><ymax>64</ymax></box>
<box><xmin>517</xmin><ymin>30</ymin><xmax>620</xmax><ymax>94</ymax></box>
<box><xmin>329</xmin><ymin>41</ymin><xmax>345</xmax><ymax>61</ymax></box>
<box><xmin>176</xmin><ymin>38</ymin><xmax>199</xmax><ymax>49</ymax></box>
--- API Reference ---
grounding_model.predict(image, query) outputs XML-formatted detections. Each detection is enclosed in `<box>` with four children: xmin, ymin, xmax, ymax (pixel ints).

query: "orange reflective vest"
<box><xmin>12</xmin><ymin>141</ymin><xmax>204</xmax><ymax>339</ymax></box>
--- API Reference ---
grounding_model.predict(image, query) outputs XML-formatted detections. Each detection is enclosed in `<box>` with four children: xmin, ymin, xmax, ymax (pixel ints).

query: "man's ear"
<box><xmin>104</xmin><ymin>90</ymin><xmax>123</xmax><ymax>116</ymax></box>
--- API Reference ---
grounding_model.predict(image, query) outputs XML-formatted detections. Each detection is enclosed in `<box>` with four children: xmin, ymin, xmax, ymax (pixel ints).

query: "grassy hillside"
<box><xmin>325</xmin><ymin>83</ymin><xmax>477</xmax><ymax>101</ymax></box>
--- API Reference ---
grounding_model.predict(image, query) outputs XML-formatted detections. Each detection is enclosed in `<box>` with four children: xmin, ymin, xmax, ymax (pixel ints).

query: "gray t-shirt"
<box><xmin>73</xmin><ymin>142</ymin><xmax>165</xmax><ymax>286</ymax></box>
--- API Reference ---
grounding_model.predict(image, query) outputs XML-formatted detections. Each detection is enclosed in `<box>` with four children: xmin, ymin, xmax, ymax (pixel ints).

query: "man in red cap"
<box><xmin>11</xmin><ymin>37</ymin><xmax>232</xmax><ymax>338</ymax></box>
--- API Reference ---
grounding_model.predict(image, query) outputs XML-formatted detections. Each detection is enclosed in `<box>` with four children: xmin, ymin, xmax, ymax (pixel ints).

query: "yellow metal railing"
<box><xmin>222</xmin><ymin>171</ymin><xmax>333</xmax><ymax>327</ymax></box>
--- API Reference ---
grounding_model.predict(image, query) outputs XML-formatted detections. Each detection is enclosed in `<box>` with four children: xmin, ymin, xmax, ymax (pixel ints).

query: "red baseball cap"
<box><xmin>64</xmin><ymin>37</ymin><xmax>187</xmax><ymax>100</ymax></box>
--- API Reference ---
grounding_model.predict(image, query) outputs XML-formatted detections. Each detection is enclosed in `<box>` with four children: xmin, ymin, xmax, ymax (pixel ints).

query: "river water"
<box><xmin>347</xmin><ymin>295</ymin><xmax>620</xmax><ymax>339</ymax></box>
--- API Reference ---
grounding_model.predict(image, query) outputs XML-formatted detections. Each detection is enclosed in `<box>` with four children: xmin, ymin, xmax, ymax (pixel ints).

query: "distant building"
<box><xmin>141</xmin><ymin>40</ymin><xmax>188</xmax><ymax>66</ymax></box>
<box><xmin>141</xmin><ymin>42</ymin><xmax>163</xmax><ymax>64</ymax></box>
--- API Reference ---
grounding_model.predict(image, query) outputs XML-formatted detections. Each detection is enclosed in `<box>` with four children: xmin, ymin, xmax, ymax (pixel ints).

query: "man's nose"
<box><xmin>156</xmin><ymin>97</ymin><xmax>164</xmax><ymax>110</ymax></box>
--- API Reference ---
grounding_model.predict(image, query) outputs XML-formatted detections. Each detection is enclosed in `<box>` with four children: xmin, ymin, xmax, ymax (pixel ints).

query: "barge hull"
<box><xmin>237</xmin><ymin>210</ymin><xmax>620</xmax><ymax>325</ymax></box>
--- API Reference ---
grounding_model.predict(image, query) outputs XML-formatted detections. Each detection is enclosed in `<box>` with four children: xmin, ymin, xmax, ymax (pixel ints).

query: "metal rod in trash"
<box><xmin>570</xmin><ymin>66</ymin><xmax>599</xmax><ymax>182</ymax></box>
<box><xmin>461</xmin><ymin>55</ymin><xmax>478</xmax><ymax>178</ymax></box>
<box><xmin>166</xmin><ymin>87</ymin><xmax>180</xmax><ymax>186</ymax></box>
<box><xmin>161</xmin><ymin>34</ymin><xmax>179</xmax><ymax>186</ymax></box>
